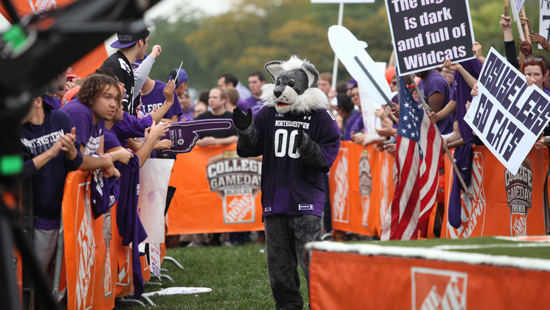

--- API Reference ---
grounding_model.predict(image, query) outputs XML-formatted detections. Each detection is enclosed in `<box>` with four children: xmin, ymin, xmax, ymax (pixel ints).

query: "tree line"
<box><xmin>148</xmin><ymin>0</ymin><xmax>541</xmax><ymax>95</ymax></box>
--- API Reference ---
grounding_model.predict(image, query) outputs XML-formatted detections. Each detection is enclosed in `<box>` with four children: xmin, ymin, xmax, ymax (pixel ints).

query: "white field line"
<box><xmin>431</xmin><ymin>243</ymin><xmax>550</xmax><ymax>250</ymax></box>
<box><xmin>305</xmin><ymin>241</ymin><xmax>550</xmax><ymax>271</ymax></box>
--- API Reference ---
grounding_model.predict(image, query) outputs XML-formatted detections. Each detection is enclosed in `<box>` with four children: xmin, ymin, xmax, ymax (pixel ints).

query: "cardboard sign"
<box><xmin>149</xmin><ymin>243</ymin><xmax>161</xmax><ymax>280</ymax></box>
<box><xmin>385</xmin><ymin>0</ymin><xmax>475</xmax><ymax>76</ymax></box>
<box><xmin>137</xmin><ymin>159</ymin><xmax>175</xmax><ymax>243</ymax></box>
<box><xmin>539</xmin><ymin>0</ymin><xmax>550</xmax><ymax>50</ymax></box>
<box><xmin>464</xmin><ymin>48</ymin><xmax>550</xmax><ymax>174</ymax></box>
<box><xmin>358</xmin><ymin>84</ymin><xmax>383</xmax><ymax>141</ymax></box>
<box><xmin>162</xmin><ymin>119</ymin><xmax>235</xmax><ymax>154</ymax></box>
<box><xmin>328</xmin><ymin>25</ymin><xmax>392</xmax><ymax>105</ymax></box>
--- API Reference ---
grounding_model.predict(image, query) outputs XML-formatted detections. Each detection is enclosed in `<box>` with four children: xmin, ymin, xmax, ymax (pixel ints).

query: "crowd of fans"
<box><xmin>20</xmin><ymin>11</ymin><xmax>550</xmax><ymax>295</ymax></box>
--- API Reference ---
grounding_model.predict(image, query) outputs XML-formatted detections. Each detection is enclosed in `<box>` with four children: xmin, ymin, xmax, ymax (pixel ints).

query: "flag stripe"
<box><xmin>381</xmin><ymin>75</ymin><xmax>443</xmax><ymax>241</ymax></box>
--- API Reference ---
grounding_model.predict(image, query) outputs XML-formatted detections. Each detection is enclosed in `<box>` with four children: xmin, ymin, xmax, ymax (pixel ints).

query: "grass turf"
<box><xmin>362</xmin><ymin>236</ymin><xmax>550</xmax><ymax>259</ymax></box>
<box><xmin>119</xmin><ymin>244</ymin><xmax>309</xmax><ymax>309</ymax></box>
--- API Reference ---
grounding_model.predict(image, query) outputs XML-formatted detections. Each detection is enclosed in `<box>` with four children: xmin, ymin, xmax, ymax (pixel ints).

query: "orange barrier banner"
<box><xmin>443</xmin><ymin>146</ymin><xmax>549</xmax><ymax>238</ymax></box>
<box><xmin>62</xmin><ymin>171</ymin><xmax>117</xmax><ymax>310</ymax></box>
<box><xmin>309</xmin><ymin>247</ymin><xmax>550</xmax><ymax>310</ymax></box>
<box><xmin>330</xmin><ymin>141</ymin><xmax>395</xmax><ymax>237</ymax></box>
<box><xmin>167</xmin><ymin>144</ymin><xmax>264</xmax><ymax>234</ymax></box>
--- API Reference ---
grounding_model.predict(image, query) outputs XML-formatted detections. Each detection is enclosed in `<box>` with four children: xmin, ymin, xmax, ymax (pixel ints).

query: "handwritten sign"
<box><xmin>464</xmin><ymin>48</ymin><xmax>550</xmax><ymax>174</ymax></box>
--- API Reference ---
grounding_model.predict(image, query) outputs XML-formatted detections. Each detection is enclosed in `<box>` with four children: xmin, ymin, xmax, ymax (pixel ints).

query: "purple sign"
<box><xmin>161</xmin><ymin>119</ymin><xmax>235</xmax><ymax>154</ymax></box>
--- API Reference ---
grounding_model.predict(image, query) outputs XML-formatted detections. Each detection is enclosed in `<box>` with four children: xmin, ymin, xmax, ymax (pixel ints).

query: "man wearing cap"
<box><xmin>168</xmin><ymin>68</ymin><xmax>193</xmax><ymax>121</ymax></box>
<box><xmin>101</xmin><ymin>27</ymin><xmax>150</xmax><ymax>115</ymax></box>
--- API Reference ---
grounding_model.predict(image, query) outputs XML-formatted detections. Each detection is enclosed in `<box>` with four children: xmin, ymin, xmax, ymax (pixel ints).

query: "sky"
<box><xmin>0</xmin><ymin>0</ymin><xmax>233</xmax><ymax>31</ymax></box>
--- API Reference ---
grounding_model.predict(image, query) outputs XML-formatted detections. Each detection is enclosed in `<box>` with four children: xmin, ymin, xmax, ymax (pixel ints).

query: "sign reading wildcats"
<box><xmin>464</xmin><ymin>48</ymin><xmax>550</xmax><ymax>174</ymax></box>
<box><xmin>385</xmin><ymin>0</ymin><xmax>475</xmax><ymax>76</ymax></box>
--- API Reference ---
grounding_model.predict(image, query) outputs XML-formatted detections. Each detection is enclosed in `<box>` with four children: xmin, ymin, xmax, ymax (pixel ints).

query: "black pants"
<box><xmin>264</xmin><ymin>214</ymin><xmax>323</xmax><ymax>310</ymax></box>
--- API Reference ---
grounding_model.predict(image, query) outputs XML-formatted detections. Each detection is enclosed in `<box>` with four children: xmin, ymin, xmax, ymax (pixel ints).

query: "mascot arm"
<box><xmin>233</xmin><ymin>108</ymin><xmax>260</xmax><ymax>157</ymax></box>
<box><xmin>296</xmin><ymin>130</ymin><xmax>329</xmax><ymax>172</ymax></box>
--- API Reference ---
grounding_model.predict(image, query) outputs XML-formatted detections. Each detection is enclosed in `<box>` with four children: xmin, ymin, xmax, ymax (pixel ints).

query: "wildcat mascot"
<box><xmin>233</xmin><ymin>56</ymin><xmax>340</xmax><ymax>309</ymax></box>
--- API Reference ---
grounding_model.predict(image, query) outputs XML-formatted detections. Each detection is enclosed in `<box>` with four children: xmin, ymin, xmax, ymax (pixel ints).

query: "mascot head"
<box><xmin>262</xmin><ymin>55</ymin><xmax>329</xmax><ymax>114</ymax></box>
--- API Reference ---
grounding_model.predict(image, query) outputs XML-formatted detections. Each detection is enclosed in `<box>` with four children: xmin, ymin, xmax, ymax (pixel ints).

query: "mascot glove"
<box><xmin>232</xmin><ymin>108</ymin><xmax>253</xmax><ymax>131</ymax></box>
<box><xmin>297</xmin><ymin>130</ymin><xmax>328</xmax><ymax>171</ymax></box>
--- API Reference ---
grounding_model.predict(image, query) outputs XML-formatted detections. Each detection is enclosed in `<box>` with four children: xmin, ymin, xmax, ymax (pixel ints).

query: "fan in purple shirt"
<box><xmin>140</xmin><ymin>77</ymin><xmax>182</xmax><ymax>123</ymax></box>
<box><xmin>20</xmin><ymin>91</ymin><xmax>82</xmax><ymax>272</ymax></box>
<box><xmin>237</xmin><ymin>71</ymin><xmax>266</xmax><ymax>113</ymax></box>
<box><xmin>417</xmin><ymin>69</ymin><xmax>453</xmax><ymax>135</ymax></box>
<box><xmin>61</xmin><ymin>73</ymin><xmax>122</xmax><ymax>178</ymax></box>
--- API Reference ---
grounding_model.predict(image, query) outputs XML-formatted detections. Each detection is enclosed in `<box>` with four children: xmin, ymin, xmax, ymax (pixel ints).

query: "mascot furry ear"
<box><xmin>262</xmin><ymin>55</ymin><xmax>328</xmax><ymax>114</ymax></box>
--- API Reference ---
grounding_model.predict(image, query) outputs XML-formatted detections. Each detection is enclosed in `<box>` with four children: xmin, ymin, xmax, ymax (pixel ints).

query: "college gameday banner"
<box><xmin>330</xmin><ymin>141</ymin><xmax>395</xmax><ymax>237</ymax></box>
<box><xmin>62</xmin><ymin>171</ymin><xmax>118</xmax><ymax>310</ymax></box>
<box><xmin>167</xmin><ymin>144</ymin><xmax>264</xmax><ymax>234</ymax></box>
<box><xmin>308</xmin><ymin>246</ymin><xmax>550</xmax><ymax>309</ymax></box>
<box><xmin>443</xmin><ymin>146</ymin><xmax>549</xmax><ymax>238</ymax></box>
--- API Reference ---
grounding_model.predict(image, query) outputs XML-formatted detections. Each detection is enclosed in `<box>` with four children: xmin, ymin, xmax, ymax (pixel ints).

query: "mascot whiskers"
<box><xmin>233</xmin><ymin>55</ymin><xmax>341</xmax><ymax>310</ymax></box>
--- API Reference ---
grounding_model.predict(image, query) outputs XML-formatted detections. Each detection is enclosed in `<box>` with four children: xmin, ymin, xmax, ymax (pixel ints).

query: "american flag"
<box><xmin>381</xmin><ymin>76</ymin><xmax>443</xmax><ymax>240</ymax></box>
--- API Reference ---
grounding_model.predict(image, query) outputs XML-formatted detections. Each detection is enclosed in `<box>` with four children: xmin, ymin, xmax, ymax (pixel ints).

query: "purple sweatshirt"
<box><xmin>237</xmin><ymin>107</ymin><xmax>340</xmax><ymax>217</ymax></box>
<box><xmin>21</xmin><ymin>109</ymin><xmax>83</xmax><ymax>229</ymax></box>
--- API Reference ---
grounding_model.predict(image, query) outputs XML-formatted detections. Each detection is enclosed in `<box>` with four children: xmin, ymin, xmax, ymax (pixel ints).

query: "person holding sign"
<box><xmin>416</xmin><ymin>69</ymin><xmax>453</xmax><ymax>135</ymax></box>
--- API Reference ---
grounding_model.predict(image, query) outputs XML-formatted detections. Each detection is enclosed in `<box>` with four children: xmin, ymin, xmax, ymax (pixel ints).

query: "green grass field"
<box><xmin>119</xmin><ymin>244</ymin><xmax>308</xmax><ymax>309</ymax></box>
<box><xmin>119</xmin><ymin>236</ymin><xmax>550</xmax><ymax>309</ymax></box>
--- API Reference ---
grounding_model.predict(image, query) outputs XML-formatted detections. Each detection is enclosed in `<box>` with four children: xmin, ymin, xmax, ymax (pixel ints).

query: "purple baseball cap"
<box><xmin>110</xmin><ymin>29</ymin><xmax>150</xmax><ymax>49</ymax></box>
<box><xmin>168</xmin><ymin>68</ymin><xmax>188</xmax><ymax>86</ymax></box>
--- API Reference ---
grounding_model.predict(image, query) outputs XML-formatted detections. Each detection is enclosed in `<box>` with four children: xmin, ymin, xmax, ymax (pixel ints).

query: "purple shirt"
<box><xmin>450</xmin><ymin>59</ymin><xmax>483</xmax><ymax>144</ymax></box>
<box><xmin>111</xmin><ymin>113</ymin><xmax>153</xmax><ymax>147</ymax></box>
<box><xmin>349</xmin><ymin>114</ymin><xmax>364</xmax><ymax>133</ymax></box>
<box><xmin>179</xmin><ymin>104</ymin><xmax>194</xmax><ymax>122</ymax></box>
<box><xmin>43</xmin><ymin>95</ymin><xmax>61</xmax><ymax>110</ymax></box>
<box><xmin>418</xmin><ymin>70</ymin><xmax>452</xmax><ymax>135</ymax></box>
<box><xmin>237</xmin><ymin>107</ymin><xmax>341</xmax><ymax>217</ymax></box>
<box><xmin>61</xmin><ymin>99</ymin><xmax>105</xmax><ymax>155</ymax></box>
<box><xmin>104</xmin><ymin>128</ymin><xmax>122</xmax><ymax>151</ymax></box>
<box><xmin>344</xmin><ymin>111</ymin><xmax>362</xmax><ymax>141</ymax></box>
<box><xmin>141</xmin><ymin>80</ymin><xmax>183</xmax><ymax>120</ymax></box>
<box><xmin>237</xmin><ymin>96</ymin><xmax>262</xmax><ymax>112</ymax></box>
<box><xmin>20</xmin><ymin>109</ymin><xmax>83</xmax><ymax>228</ymax></box>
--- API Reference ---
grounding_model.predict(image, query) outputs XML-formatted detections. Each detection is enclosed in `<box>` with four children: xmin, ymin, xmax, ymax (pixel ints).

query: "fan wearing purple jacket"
<box><xmin>233</xmin><ymin>56</ymin><xmax>340</xmax><ymax>310</ymax></box>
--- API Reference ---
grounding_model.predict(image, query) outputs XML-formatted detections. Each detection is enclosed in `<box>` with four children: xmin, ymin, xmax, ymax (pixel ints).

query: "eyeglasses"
<box><xmin>391</xmin><ymin>81</ymin><xmax>397</xmax><ymax>86</ymax></box>
<box><xmin>442</xmin><ymin>70</ymin><xmax>452</xmax><ymax>75</ymax></box>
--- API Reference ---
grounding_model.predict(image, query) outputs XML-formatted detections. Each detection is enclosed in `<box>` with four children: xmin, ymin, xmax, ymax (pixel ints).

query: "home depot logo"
<box><xmin>332</xmin><ymin>148</ymin><xmax>349</xmax><ymax>223</ymax></box>
<box><xmin>447</xmin><ymin>151</ymin><xmax>486</xmax><ymax>238</ymax></box>
<box><xmin>411</xmin><ymin>267</ymin><xmax>468</xmax><ymax>310</ymax></box>
<box><xmin>76</xmin><ymin>182</ymin><xmax>95</xmax><ymax>310</ymax></box>
<box><xmin>206</xmin><ymin>151</ymin><xmax>262</xmax><ymax>224</ymax></box>
<box><xmin>28</xmin><ymin>0</ymin><xmax>57</xmax><ymax>14</ymax></box>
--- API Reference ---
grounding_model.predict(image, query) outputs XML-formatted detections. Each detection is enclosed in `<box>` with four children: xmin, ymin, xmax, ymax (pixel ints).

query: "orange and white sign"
<box><xmin>443</xmin><ymin>146</ymin><xmax>548</xmax><ymax>238</ymax></box>
<box><xmin>308</xmin><ymin>242</ymin><xmax>550</xmax><ymax>309</ymax></box>
<box><xmin>167</xmin><ymin>144</ymin><xmax>264</xmax><ymax>234</ymax></box>
<box><xmin>62</xmin><ymin>171</ymin><xmax>117</xmax><ymax>310</ymax></box>
<box><xmin>329</xmin><ymin>141</ymin><xmax>396</xmax><ymax>237</ymax></box>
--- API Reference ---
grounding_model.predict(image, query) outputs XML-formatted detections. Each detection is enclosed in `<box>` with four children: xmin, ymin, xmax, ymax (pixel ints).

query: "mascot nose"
<box><xmin>273</xmin><ymin>90</ymin><xmax>282</xmax><ymax>98</ymax></box>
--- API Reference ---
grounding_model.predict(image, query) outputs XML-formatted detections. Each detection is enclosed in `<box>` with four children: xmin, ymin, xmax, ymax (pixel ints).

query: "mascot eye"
<box><xmin>288</xmin><ymin>79</ymin><xmax>295</xmax><ymax>87</ymax></box>
<box><xmin>276</xmin><ymin>79</ymin><xmax>281</xmax><ymax>85</ymax></box>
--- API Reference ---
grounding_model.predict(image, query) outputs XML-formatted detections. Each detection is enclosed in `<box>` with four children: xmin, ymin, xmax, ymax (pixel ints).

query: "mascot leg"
<box><xmin>264</xmin><ymin>214</ymin><xmax>323</xmax><ymax>310</ymax></box>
